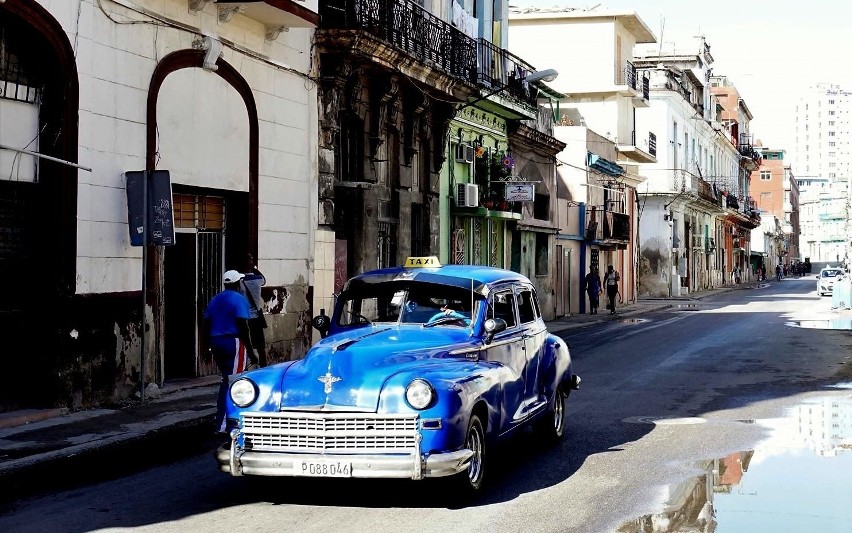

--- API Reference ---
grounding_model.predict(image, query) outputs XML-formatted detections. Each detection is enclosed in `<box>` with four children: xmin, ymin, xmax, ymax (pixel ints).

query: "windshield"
<box><xmin>822</xmin><ymin>270</ymin><xmax>842</xmax><ymax>278</ymax></box>
<box><xmin>336</xmin><ymin>281</ymin><xmax>482</xmax><ymax>328</ymax></box>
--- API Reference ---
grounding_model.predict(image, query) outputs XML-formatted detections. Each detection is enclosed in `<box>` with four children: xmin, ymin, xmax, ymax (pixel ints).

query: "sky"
<box><xmin>507</xmin><ymin>0</ymin><xmax>852</xmax><ymax>169</ymax></box>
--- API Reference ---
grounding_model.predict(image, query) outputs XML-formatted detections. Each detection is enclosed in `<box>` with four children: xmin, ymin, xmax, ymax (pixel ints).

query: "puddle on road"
<box><xmin>618</xmin><ymin>397</ymin><xmax>852</xmax><ymax>532</ymax></box>
<box><xmin>618</xmin><ymin>318</ymin><xmax>649</xmax><ymax>324</ymax></box>
<box><xmin>787</xmin><ymin>319</ymin><xmax>852</xmax><ymax>330</ymax></box>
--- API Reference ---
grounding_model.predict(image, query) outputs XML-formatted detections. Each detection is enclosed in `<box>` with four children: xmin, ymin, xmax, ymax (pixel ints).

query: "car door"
<box><xmin>483</xmin><ymin>286</ymin><xmax>527</xmax><ymax>431</ymax></box>
<box><xmin>517</xmin><ymin>286</ymin><xmax>547</xmax><ymax>415</ymax></box>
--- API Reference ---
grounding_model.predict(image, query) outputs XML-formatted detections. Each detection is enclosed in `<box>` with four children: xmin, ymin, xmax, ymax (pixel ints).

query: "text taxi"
<box><xmin>215</xmin><ymin>257</ymin><xmax>580</xmax><ymax>492</ymax></box>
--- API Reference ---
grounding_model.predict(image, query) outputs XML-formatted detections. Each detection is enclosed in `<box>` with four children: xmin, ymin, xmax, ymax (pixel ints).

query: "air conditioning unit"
<box><xmin>455</xmin><ymin>183</ymin><xmax>479</xmax><ymax>207</ymax></box>
<box><xmin>455</xmin><ymin>143</ymin><xmax>475</xmax><ymax>163</ymax></box>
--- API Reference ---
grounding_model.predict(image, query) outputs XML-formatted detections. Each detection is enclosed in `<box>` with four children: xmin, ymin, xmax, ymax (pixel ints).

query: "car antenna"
<box><xmin>470</xmin><ymin>276</ymin><xmax>474</xmax><ymax>331</ymax></box>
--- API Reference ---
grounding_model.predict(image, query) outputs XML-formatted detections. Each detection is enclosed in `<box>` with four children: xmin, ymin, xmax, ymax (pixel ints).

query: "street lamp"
<box><xmin>458</xmin><ymin>68</ymin><xmax>559</xmax><ymax>110</ymax></box>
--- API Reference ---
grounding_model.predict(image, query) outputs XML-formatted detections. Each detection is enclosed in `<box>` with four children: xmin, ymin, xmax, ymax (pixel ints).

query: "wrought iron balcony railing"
<box><xmin>616</xmin><ymin>60</ymin><xmax>638</xmax><ymax>90</ymax></box>
<box><xmin>320</xmin><ymin>0</ymin><xmax>477</xmax><ymax>84</ymax></box>
<box><xmin>629</xmin><ymin>130</ymin><xmax>657</xmax><ymax>157</ymax></box>
<box><xmin>476</xmin><ymin>39</ymin><xmax>539</xmax><ymax>108</ymax></box>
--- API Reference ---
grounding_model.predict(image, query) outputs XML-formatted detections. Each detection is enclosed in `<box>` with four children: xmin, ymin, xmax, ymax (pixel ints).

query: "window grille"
<box><xmin>0</xmin><ymin>25</ymin><xmax>43</xmax><ymax>105</ymax></box>
<box><xmin>472</xmin><ymin>218</ymin><xmax>482</xmax><ymax>265</ymax></box>
<box><xmin>173</xmin><ymin>194</ymin><xmax>225</xmax><ymax>230</ymax></box>
<box><xmin>377</xmin><ymin>221</ymin><xmax>397</xmax><ymax>269</ymax></box>
<box><xmin>452</xmin><ymin>228</ymin><xmax>466</xmax><ymax>265</ymax></box>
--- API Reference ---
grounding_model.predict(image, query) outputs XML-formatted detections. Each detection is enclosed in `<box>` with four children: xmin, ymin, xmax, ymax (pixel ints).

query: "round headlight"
<box><xmin>405</xmin><ymin>379</ymin><xmax>434</xmax><ymax>410</ymax></box>
<box><xmin>230</xmin><ymin>378</ymin><xmax>258</xmax><ymax>408</ymax></box>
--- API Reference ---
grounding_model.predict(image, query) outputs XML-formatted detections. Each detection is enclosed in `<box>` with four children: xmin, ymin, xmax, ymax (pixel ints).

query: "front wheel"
<box><xmin>534</xmin><ymin>388</ymin><xmax>567</xmax><ymax>442</ymax></box>
<box><xmin>454</xmin><ymin>414</ymin><xmax>487</xmax><ymax>493</ymax></box>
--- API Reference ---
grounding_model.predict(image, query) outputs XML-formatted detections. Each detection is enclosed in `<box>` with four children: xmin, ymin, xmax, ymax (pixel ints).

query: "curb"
<box><xmin>0</xmin><ymin>408</ymin><xmax>69</xmax><ymax>430</ymax></box>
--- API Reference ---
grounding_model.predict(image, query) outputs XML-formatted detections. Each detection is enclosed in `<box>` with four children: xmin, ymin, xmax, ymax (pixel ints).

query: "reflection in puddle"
<box><xmin>787</xmin><ymin>319</ymin><xmax>852</xmax><ymax>330</ymax></box>
<box><xmin>619</xmin><ymin>397</ymin><xmax>852</xmax><ymax>532</ymax></box>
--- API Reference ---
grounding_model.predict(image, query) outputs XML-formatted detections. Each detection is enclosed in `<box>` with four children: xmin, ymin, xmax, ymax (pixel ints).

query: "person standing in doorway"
<box><xmin>204</xmin><ymin>270</ymin><xmax>256</xmax><ymax>433</ymax></box>
<box><xmin>603</xmin><ymin>265</ymin><xmax>620</xmax><ymax>314</ymax></box>
<box><xmin>241</xmin><ymin>253</ymin><xmax>268</xmax><ymax>367</ymax></box>
<box><xmin>584</xmin><ymin>267</ymin><xmax>602</xmax><ymax>314</ymax></box>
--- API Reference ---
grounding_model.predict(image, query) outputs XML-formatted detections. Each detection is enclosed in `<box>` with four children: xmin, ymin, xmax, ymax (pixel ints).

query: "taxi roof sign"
<box><xmin>404</xmin><ymin>256</ymin><xmax>441</xmax><ymax>268</ymax></box>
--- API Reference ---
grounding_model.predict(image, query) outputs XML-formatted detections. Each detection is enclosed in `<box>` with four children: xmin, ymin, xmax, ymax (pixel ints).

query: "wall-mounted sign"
<box><xmin>125</xmin><ymin>170</ymin><xmax>175</xmax><ymax>246</ymax></box>
<box><xmin>505</xmin><ymin>184</ymin><xmax>534</xmax><ymax>201</ymax></box>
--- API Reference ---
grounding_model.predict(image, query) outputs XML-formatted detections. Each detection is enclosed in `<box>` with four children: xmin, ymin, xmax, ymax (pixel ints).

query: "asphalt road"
<box><xmin>1</xmin><ymin>277</ymin><xmax>850</xmax><ymax>533</ymax></box>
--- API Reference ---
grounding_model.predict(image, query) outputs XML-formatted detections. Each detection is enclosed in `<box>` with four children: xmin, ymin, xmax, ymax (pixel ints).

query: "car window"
<box><xmin>823</xmin><ymin>270</ymin><xmax>842</xmax><ymax>278</ymax></box>
<box><xmin>338</xmin><ymin>289</ymin><xmax>405</xmax><ymax>325</ymax></box>
<box><xmin>487</xmin><ymin>290</ymin><xmax>517</xmax><ymax>329</ymax></box>
<box><xmin>517</xmin><ymin>289</ymin><xmax>537</xmax><ymax>324</ymax></box>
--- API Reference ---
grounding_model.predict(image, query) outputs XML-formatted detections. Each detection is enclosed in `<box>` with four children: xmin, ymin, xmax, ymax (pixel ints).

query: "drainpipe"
<box><xmin>579</xmin><ymin>202</ymin><xmax>587</xmax><ymax>315</ymax></box>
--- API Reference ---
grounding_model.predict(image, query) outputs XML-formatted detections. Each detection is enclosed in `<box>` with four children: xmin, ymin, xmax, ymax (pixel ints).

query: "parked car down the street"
<box><xmin>214</xmin><ymin>257</ymin><xmax>580</xmax><ymax>492</ymax></box>
<box><xmin>817</xmin><ymin>267</ymin><xmax>844</xmax><ymax>296</ymax></box>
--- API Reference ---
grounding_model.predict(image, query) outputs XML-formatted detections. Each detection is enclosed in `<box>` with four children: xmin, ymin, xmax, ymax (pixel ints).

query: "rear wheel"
<box><xmin>535</xmin><ymin>388</ymin><xmax>567</xmax><ymax>442</ymax></box>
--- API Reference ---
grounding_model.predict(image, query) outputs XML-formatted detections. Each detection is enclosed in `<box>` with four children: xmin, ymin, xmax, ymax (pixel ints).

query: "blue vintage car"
<box><xmin>215</xmin><ymin>257</ymin><xmax>580</xmax><ymax>491</ymax></box>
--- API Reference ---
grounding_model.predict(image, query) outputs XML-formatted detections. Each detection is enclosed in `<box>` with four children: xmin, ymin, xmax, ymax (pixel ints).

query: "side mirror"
<box><xmin>483</xmin><ymin>318</ymin><xmax>507</xmax><ymax>345</ymax></box>
<box><xmin>312</xmin><ymin>309</ymin><xmax>331</xmax><ymax>338</ymax></box>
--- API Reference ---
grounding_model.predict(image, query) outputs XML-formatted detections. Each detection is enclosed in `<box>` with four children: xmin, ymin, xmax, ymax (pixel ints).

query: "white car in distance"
<box><xmin>817</xmin><ymin>267</ymin><xmax>844</xmax><ymax>296</ymax></box>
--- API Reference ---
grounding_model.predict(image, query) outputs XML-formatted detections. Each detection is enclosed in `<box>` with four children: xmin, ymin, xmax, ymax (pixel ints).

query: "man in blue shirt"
<box><xmin>204</xmin><ymin>269</ymin><xmax>256</xmax><ymax>433</ymax></box>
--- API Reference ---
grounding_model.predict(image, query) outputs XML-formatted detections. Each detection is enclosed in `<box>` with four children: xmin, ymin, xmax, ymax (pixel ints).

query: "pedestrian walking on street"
<box><xmin>241</xmin><ymin>253</ymin><xmax>268</xmax><ymax>367</ymax></box>
<box><xmin>584</xmin><ymin>267</ymin><xmax>602</xmax><ymax>314</ymax></box>
<box><xmin>603</xmin><ymin>265</ymin><xmax>620</xmax><ymax>314</ymax></box>
<box><xmin>203</xmin><ymin>269</ymin><xmax>256</xmax><ymax>433</ymax></box>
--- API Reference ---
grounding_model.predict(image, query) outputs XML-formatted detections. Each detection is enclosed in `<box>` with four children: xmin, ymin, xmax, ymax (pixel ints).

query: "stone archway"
<box><xmin>0</xmin><ymin>1</ymin><xmax>79</xmax><ymax>409</ymax></box>
<box><xmin>145</xmin><ymin>50</ymin><xmax>259</xmax><ymax>381</ymax></box>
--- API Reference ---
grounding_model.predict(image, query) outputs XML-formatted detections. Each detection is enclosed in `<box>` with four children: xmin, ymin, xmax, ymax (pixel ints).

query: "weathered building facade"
<box><xmin>633</xmin><ymin>42</ymin><xmax>761</xmax><ymax>297</ymax></box>
<box><xmin>313</xmin><ymin>0</ymin><xmax>477</xmax><ymax>324</ymax></box>
<box><xmin>0</xmin><ymin>0</ymin><xmax>319</xmax><ymax>410</ymax></box>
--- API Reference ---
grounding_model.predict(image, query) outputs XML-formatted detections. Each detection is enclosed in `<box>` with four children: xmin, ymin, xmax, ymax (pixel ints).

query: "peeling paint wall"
<box><xmin>639</xmin><ymin>198</ymin><xmax>673</xmax><ymax>297</ymax></box>
<box><xmin>261</xmin><ymin>278</ymin><xmax>311</xmax><ymax>363</ymax></box>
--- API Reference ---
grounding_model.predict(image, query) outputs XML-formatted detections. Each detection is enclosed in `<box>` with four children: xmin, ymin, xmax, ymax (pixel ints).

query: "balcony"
<box><xmin>584</xmin><ymin>207</ymin><xmax>630</xmax><ymax>249</ymax></box>
<box><xmin>475</xmin><ymin>39</ymin><xmax>540</xmax><ymax>118</ymax></box>
<box><xmin>617</xmin><ymin>130</ymin><xmax>657</xmax><ymax>163</ymax></box>
<box><xmin>737</xmin><ymin>132</ymin><xmax>761</xmax><ymax>171</ymax></box>
<box><xmin>215</xmin><ymin>0</ymin><xmax>318</xmax><ymax>29</ymax></box>
<box><xmin>319</xmin><ymin>0</ymin><xmax>478</xmax><ymax>90</ymax></box>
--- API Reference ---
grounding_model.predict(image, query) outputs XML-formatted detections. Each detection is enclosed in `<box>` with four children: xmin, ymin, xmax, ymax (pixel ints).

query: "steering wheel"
<box><xmin>424</xmin><ymin>310</ymin><xmax>470</xmax><ymax>327</ymax></box>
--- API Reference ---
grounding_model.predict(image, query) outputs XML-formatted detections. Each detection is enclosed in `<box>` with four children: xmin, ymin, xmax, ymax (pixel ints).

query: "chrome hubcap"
<box><xmin>467</xmin><ymin>423</ymin><xmax>483</xmax><ymax>483</ymax></box>
<box><xmin>553</xmin><ymin>392</ymin><xmax>565</xmax><ymax>434</ymax></box>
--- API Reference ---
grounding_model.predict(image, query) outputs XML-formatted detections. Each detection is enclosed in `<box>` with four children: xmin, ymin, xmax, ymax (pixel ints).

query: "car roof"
<box><xmin>342</xmin><ymin>265</ymin><xmax>531</xmax><ymax>294</ymax></box>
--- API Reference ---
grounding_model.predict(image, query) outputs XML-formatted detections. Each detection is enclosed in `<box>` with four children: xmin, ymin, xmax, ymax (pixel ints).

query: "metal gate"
<box><xmin>197</xmin><ymin>231</ymin><xmax>223</xmax><ymax>376</ymax></box>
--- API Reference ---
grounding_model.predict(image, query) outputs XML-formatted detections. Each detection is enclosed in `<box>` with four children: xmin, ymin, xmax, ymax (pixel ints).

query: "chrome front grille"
<box><xmin>240</xmin><ymin>412</ymin><xmax>419</xmax><ymax>453</ymax></box>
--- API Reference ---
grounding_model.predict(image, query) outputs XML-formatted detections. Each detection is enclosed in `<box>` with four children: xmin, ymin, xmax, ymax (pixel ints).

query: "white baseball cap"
<box><xmin>223</xmin><ymin>270</ymin><xmax>244</xmax><ymax>284</ymax></box>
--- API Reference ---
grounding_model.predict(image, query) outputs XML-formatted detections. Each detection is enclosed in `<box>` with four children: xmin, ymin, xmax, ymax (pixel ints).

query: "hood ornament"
<box><xmin>318</xmin><ymin>371</ymin><xmax>342</xmax><ymax>394</ymax></box>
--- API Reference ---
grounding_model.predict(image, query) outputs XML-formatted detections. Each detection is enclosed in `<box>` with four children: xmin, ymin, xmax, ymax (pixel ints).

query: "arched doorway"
<box><xmin>146</xmin><ymin>50</ymin><xmax>258</xmax><ymax>381</ymax></box>
<box><xmin>0</xmin><ymin>1</ymin><xmax>78</xmax><ymax>409</ymax></box>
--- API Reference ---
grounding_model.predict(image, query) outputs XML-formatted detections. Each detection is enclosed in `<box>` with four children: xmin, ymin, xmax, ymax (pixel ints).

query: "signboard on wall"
<box><xmin>505</xmin><ymin>184</ymin><xmax>534</xmax><ymax>201</ymax></box>
<box><xmin>125</xmin><ymin>170</ymin><xmax>176</xmax><ymax>246</ymax></box>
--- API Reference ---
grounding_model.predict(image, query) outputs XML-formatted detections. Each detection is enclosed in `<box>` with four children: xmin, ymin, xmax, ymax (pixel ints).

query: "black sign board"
<box><xmin>125</xmin><ymin>170</ymin><xmax>175</xmax><ymax>246</ymax></box>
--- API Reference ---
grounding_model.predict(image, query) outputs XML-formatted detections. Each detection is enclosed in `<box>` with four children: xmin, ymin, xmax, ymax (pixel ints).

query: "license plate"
<box><xmin>298</xmin><ymin>459</ymin><xmax>351</xmax><ymax>478</ymax></box>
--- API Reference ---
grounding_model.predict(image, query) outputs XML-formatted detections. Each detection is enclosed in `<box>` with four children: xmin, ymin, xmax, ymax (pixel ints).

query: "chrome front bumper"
<box><xmin>215</xmin><ymin>431</ymin><xmax>473</xmax><ymax>480</ymax></box>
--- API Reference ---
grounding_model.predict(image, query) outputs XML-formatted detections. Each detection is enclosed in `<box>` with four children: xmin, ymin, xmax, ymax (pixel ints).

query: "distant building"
<box><xmin>751</xmin><ymin>147</ymin><xmax>800</xmax><ymax>263</ymax></box>
<box><xmin>793</xmin><ymin>84</ymin><xmax>852</xmax><ymax>181</ymax></box>
<box><xmin>799</xmin><ymin>180</ymin><xmax>850</xmax><ymax>263</ymax></box>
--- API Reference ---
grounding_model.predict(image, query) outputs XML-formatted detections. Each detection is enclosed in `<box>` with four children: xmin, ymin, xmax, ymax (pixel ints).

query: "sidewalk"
<box><xmin>0</xmin><ymin>281</ymin><xmax>758</xmax><ymax>492</ymax></box>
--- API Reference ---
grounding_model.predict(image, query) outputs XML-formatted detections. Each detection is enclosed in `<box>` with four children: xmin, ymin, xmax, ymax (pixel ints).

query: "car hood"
<box><xmin>278</xmin><ymin>325</ymin><xmax>476</xmax><ymax>411</ymax></box>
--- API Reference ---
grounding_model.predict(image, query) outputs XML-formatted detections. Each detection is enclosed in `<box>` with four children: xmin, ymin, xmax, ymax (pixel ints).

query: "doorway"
<box><xmin>555</xmin><ymin>245</ymin><xmax>571</xmax><ymax>317</ymax></box>
<box><xmin>164</xmin><ymin>230</ymin><xmax>223</xmax><ymax>378</ymax></box>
